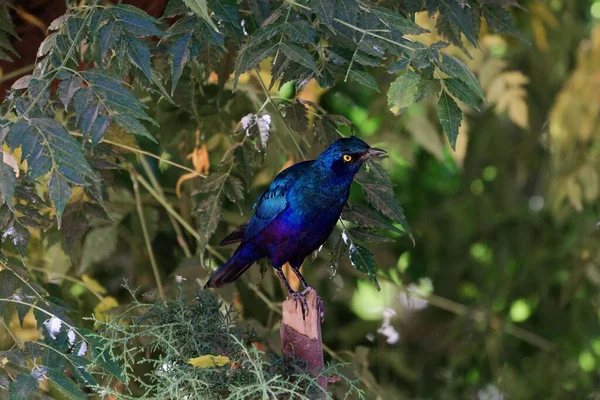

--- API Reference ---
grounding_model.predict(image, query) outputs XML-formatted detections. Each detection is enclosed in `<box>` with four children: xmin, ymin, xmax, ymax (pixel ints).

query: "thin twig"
<box><xmin>139</xmin><ymin>156</ymin><xmax>192</xmax><ymax>258</ymax></box>
<box><xmin>25</xmin><ymin>266</ymin><xmax>105</xmax><ymax>301</ymax></box>
<box><xmin>135</xmin><ymin>173</ymin><xmax>225</xmax><ymax>263</ymax></box>
<box><xmin>131</xmin><ymin>170</ymin><xmax>165</xmax><ymax>299</ymax></box>
<box><xmin>0</xmin><ymin>64</ymin><xmax>35</xmax><ymax>85</ymax></box>
<box><xmin>70</xmin><ymin>131</ymin><xmax>206</xmax><ymax>179</ymax></box>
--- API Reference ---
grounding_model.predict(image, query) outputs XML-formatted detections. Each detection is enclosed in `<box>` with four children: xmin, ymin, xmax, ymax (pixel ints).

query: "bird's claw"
<box><xmin>317</xmin><ymin>296</ymin><xmax>325</xmax><ymax>323</ymax></box>
<box><xmin>291</xmin><ymin>288</ymin><xmax>310</xmax><ymax>319</ymax></box>
<box><xmin>289</xmin><ymin>286</ymin><xmax>325</xmax><ymax>323</ymax></box>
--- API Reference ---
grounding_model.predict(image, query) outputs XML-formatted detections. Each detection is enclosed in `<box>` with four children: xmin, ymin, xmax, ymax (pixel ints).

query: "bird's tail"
<box><xmin>204</xmin><ymin>245</ymin><xmax>258</xmax><ymax>289</ymax></box>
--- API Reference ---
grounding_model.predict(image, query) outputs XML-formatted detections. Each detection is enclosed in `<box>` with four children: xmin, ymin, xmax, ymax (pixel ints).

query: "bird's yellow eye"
<box><xmin>343</xmin><ymin>154</ymin><xmax>352</xmax><ymax>162</ymax></box>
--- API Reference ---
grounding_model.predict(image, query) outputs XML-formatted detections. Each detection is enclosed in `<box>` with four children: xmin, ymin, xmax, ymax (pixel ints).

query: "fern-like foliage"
<box><xmin>0</xmin><ymin>3</ymin><xmax>18</xmax><ymax>62</ymax></box>
<box><xmin>93</xmin><ymin>286</ymin><xmax>364</xmax><ymax>399</ymax></box>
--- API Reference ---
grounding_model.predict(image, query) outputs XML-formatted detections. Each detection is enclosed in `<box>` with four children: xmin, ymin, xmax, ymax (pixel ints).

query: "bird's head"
<box><xmin>316</xmin><ymin>137</ymin><xmax>387</xmax><ymax>176</ymax></box>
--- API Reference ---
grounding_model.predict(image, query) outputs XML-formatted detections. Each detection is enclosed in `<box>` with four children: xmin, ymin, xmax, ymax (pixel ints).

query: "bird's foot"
<box><xmin>289</xmin><ymin>286</ymin><xmax>325</xmax><ymax>323</ymax></box>
<box><xmin>317</xmin><ymin>295</ymin><xmax>325</xmax><ymax>323</ymax></box>
<box><xmin>290</xmin><ymin>288</ymin><xmax>310</xmax><ymax>319</ymax></box>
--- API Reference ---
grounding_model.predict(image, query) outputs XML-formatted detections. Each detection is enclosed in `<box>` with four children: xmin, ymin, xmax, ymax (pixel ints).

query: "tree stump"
<box><xmin>280</xmin><ymin>287</ymin><xmax>327</xmax><ymax>396</ymax></box>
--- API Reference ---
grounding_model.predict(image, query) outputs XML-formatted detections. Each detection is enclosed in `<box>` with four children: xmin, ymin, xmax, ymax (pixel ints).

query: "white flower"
<box><xmin>377</xmin><ymin>308</ymin><xmax>400</xmax><ymax>344</ymax></box>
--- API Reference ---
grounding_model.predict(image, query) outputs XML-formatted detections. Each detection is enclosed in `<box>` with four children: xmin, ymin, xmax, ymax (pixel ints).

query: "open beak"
<box><xmin>363</xmin><ymin>147</ymin><xmax>387</xmax><ymax>159</ymax></box>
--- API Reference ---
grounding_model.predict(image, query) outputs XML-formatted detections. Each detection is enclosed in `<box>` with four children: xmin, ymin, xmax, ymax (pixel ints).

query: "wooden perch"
<box><xmin>280</xmin><ymin>287</ymin><xmax>327</xmax><ymax>397</ymax></box>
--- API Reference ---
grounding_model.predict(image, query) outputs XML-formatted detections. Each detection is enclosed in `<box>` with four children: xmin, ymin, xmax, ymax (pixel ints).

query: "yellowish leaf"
<box><xmin>81</xmin><ymin>274</ymin><xmax>108</xmax><ymax>295</ymax></box>
<box><xmin>187</xmin><ymin>355</ymin><xmax>230</xmax><ymax>368</ymax></box>
<box><xmin>94</xmin><ymin>296</ymin><xmax>119</xmax><ymax>320</ymax></box>
<box><xmin>486</xmin><ymin>76</ymin><xmax>506</xmax><ymax>105</ymax></box>
<box><xmin>532</xmin><ymin>19</ymin><xmax>549</xmax><ymax>52</ymax></box>
<box><xmin>479</xmin><ymin>59</ymin><xmax>507</xmax><ymax>91</ymax></box>
<box><xmin>502</xmin><ymin>72</ymin><xmax>530</xmax><ymax>86</ymax></box>
<box><xmin>406</xmin><ymin>115</ymin><xmax>444</xmax><ymax>162</ymax></box>
<box><xmin>176</xmin><ymin>133</ymin><xmax>210</xmax><ymax>198</ymax></box>
<box><xmin>1</xmin><ymin>150</ymin><xmax>19</xmax><ymax>177</ymax></box>
<box><xmin>508</xmin><ymin>98</ymin><xmax>529</xmax><ymax>129</ymax></box>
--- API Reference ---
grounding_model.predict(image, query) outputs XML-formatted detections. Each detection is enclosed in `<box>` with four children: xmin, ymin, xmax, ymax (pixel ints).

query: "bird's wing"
<box><xmin>219</xmin><ymin>222</ymin><xmax>248</xmax><ymax>246</ymax></box>
<box><xmin>243</xmin><ymin>161</ymin><xmax>313</xmax><ymax>242</ymax></box>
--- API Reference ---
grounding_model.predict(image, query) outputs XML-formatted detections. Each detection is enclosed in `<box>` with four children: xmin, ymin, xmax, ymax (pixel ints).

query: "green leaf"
<box><xmin>0</xmin><ymin>5</ymin><xmax>19</xmax><ymax>62</ymax></box>
<box><xmin>0</xmin><ymin>153</ymin><xmax>16</xmax><ymax>211</ymax></box>
<box><xmin>169</xmin><ymin>33</ymin><xmax>199</xmax><ymax>96</ymax></box>
<box><xmin>7</xmin><ymin>119</ymin><xmax>94</xmax><ymax>182</ymax></box>
<box><xmin>28</xmin><ymin>78</ymin><xmax>50</xmax><ymax>109</ymax></box>
<box><xmin>367</xmin><ymin>3</ymin><xmax>428</xmax><ymax>35</ymax></box>
<box><xmin>437</xmin><ymin>91</ymin><xmax>462</xmax><ymax>150</ymax></box>
<box><xmin>360</xmin><ymin>185</ymin><xmax>412</xmax><ymax>239</ymax></box>
<box><xmin>281</xmin><ymin>102</ymin><xmax>308</xmax><ymax>133</ymax></box>
<box><xmin>313</xmin><ymin>117</ymin><xmax>340</xmax><ymax>147</ymax></box>
<box><xmin>234</xmin><ymin>40</ymin><xmax>278</xmax><ymax>87</ymax></box>
<box><xmin>348</xmin><ymin>69</ymin><xmax>380</xmax><ymax>93</ymax></box>
<box><xmin>354</xmin><ymin>52</ymin><xmax>381</xmax><ymax>67</ymax></box>
<box><xmin>436</xmin><ymin>53</ymin><xmax>485</xmax><ymax>101</ymax></box>
<box><xmin>483</xmin><ymin>5</ymin><xmax>524</xmax><ymax>40</ymax></box>
<box><xmin>2</xmin><ymin>221</ymin><xmax>30</xmax><ymax>255</ymax></box>
<box><xmin>48</xmin><ymin>172</ymin><xmax>72</xmax><ymax>228</ymax></box>
<box><xmin>9</xmin><ymin>373</ymin><xmax>38</xmax><ymax>400</ymax></box>
<box><xmin>90</xmin><ymin>348</ymin><xmax>123</xmax><ymax>381</ymax></box>
<box><xmin>113</xmin><ymin>4</ymin><xmax>165</xmax><ymax>37</ymax></box>
<box><xmin>192</xmin><ymin>173</ymin><xmax>228</xmax><ymax>194</ymax></box>
<box><xmin>349</xmin><ymin>242</ymin><xmax>380</xmax><ymax>290</ymax></box>
<box><xmin>123</xmin><ymin>35</ymin><xmax>153</xmax><ymax>81</ymax></box>
<box><xmin>98</xmin><ymin>20</ymin><xmax>121</xmax><ymax>59</ymax></box>
<box><xmin>208</xmin><ymin>0</ymin><xmax>238</xmax><ymax>24</ymax></box>
<box><xmin>183</xmin><ymin>0</ymin><xmax>219</xmax><ymax>32</ymax></box>
<box><xmin>68</xmin><ymin>357</ymin><xmax>97</xmax><ymax>388</ymax></box>
<box><xmin>169</xmin><ymin>33</ymin><xmax>198</xmax><ymax>95</ymax></box>
<box><xmin>194</xmin><ymin>195</ymin><xmax>222</xmax><ymax>261</ymax></box>
<box><xmin>0</xmin><ymin>269</ymin><xmax>18</xmax><ymax>317</ymax></box>
<box><xmin>416</xmin><ymin>76</ymin><xmax>442</xmax><ymax>102</ymax></box>
<box><xmin>280</xmin><ymin>43</ymin><xmax>318</xmax><ymax>73</ymax></box>
<box><xmin>113</xmin><ymin>114</ymin><xmax>156</xmax><ymax>143</ymax></box>
<box><xmin>163</xmin><ymin>0</ymin><xmax>188</xmax><ymax>17</ymax></box>
<box><xmin>83</xmin><ymin>70</ymin><xmax>153</xmax><ymax>122</ymax></box>
<box><xmin>330</xmin><ymin>233</ymin><xmax>349</xmax><ymax>272</ymax></box>
<box><xmin>283</xmin><ymin>21</ymin><xmax>317</xmax><ymax>45</ymax></box>
<box><xmin>58</xmin><ymin>75</ymin><xmax>82</xmax><ymax>111</ymax></box>
<box><xmin>225</xmin><ymin>176</ymin><xmax>244</xmax><ymax>204</ymax></box>
<box><xmin>61</xmin><ymin>204</ymin><xmax>90</xmax><ymax>257</ymax></box>
<box><xmin>438</xmin><ymin>0</ymin><xmax>477</xmax><ymax>46</ymax></box>
<box><xmin>348</xmin><ymin>227</ymin><xmax>393</xmax><ymax>243</ymax></box>
<box><xmin>342</xmin><ymin>203</ymin><xmax>402</xmax><ymax>234</ymax></box>
<box><xmin>47</xmin><ymin>368</ymin><xmax>86</xmax><ymax>400</ymax></box>
<box><xmin>436</xmin><ymin>14</ymin><xmax>469</xmax><ymax>54</ymax></box>
<box><xmin>444</xmin><ymin>78</ymin><xmax>480</xmax><ymax>110</ymax></box>
<box><xmin>311</xmin><ymin>0</ymin><xmax>334</xmax><ymax>25</ymax></box>
<box><xmin>387</xmin><ymin>69</ymin><xmax>420</xmax><ymax>115</ymax></box>
<box><xmin>79</xmin><ymin>225</ymin><xmax>118</xmax><ymax>273</ymax></box>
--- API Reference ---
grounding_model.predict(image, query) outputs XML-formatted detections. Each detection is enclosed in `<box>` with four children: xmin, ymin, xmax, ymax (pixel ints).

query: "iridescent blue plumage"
<box><xmin>205</xmin><ymin>137</ymin><xmax>386</xmax><ymax>304</ymax></box>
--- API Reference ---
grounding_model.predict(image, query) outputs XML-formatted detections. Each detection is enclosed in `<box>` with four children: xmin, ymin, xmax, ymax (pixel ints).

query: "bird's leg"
<box><xmin>275</xmin><ymin>268</ymin><xmax>309</xmax><ymax>318</ymax></box>
<box><xmin>290</xmin><ymin>264</ymin><xmax>310</xmax><ymax>289</ymax></box>
<box><xmin>290</xmin><ymin>263</ymin><xmax>325</xmax><ymax>322</ymax></box>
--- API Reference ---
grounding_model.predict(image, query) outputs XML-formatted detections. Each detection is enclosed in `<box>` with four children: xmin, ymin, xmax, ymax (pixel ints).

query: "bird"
<box><xmin>204</xmin><ymin>137</ymin><xmax>386</xmax><ymax>314</ymax></box>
